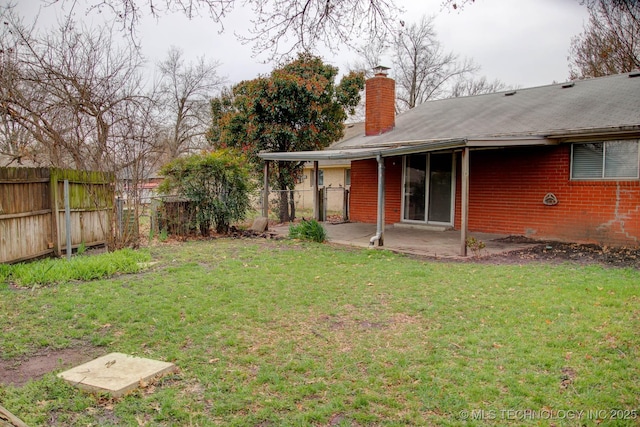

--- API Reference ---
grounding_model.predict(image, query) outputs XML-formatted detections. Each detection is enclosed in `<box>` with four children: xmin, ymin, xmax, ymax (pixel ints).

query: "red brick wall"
<box><xmin>351</xmin><ymin>146</ymin><xmax>640</xmax><ymax>246</ymax></box>
<box><xmin>351</xmin><ymin>158</ymin><xmax>402</xmax><ymax>224</ymax></box>
<box><xmin>365</xmin><ymin>75</ymin><xmax>395</xmax><ymax>136</ymax></box>
<box><xmin>461</xmin><ymin>146</ymin><xmax>640</xmax><ymax>246</ymax></box>
<box><xmin>350</xmin><ymin>159</ymin><xmax>378</xmax><ymax>223</ymax></box>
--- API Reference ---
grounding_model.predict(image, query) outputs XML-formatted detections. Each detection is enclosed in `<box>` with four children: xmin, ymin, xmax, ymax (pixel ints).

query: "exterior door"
<box><xmin>403</xmin><ymin>153</ymin><xmax>454</xmax><ymax>224</ymax></box>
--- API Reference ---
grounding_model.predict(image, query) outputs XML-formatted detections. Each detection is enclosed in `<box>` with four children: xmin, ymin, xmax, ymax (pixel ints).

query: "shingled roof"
<box><xmin>336</xmin><ymin>71</ymin><xmax>640</xmax><ymax>149</ymax></box>
<box><xmin>260</xmin><ymin>72</ymin><xmax>640</xmax><ymax>161</ymax></box>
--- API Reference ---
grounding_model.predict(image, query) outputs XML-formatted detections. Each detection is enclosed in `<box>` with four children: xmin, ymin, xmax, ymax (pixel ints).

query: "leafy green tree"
<box><xmin>211</xmin><ymin>53</ymin><xmax>364</xmax><ymax>222</ymax></box>
<box><xmin>158</xmin><ymin>150</ymin><xmax>254</xmax><ymax>235</ymax></box>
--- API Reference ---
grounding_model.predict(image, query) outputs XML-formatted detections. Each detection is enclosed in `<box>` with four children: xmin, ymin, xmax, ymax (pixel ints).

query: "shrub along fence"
<box><xmin>0</xmin><ymin>167</ymin><xmax>114</xmax><ymax>264</ymax></box>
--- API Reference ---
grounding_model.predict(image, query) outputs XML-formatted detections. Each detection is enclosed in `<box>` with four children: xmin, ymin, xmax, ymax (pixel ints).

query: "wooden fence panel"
<box><xmin>51</xmin><ymin>169</ymin><xmax>113</xmax><ymax>254</ymax></box>
<box><xmin>0</xmin><ymin>168</ymin><xmax>53</xmax><ymax>263</ymax></box>
<box><xmin>0</xmin><ymin>167</ymin><xmax>114</xmax><ymax>264</ymax></box>
<box><xmin>0</xmin><ymin>212</ymin><xmax>53</xmax><ymax>263</ymax></box>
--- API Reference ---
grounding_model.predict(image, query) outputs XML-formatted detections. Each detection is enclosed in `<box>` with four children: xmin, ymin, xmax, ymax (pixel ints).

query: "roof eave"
<box><xmin>546</xmin><ymin>125</ymin><xmax>640</xmax><ymax>141</ymax></box>
<box><xmin>258</xmin><ymin>139</ymin><xmax>468</xmax><ymax>162</ymax></box>
<box><xmin>466</xmin><ymin>135</ymin><xmax>553</xmax><ymax>147</ymax></box>
<box><xmin>258</xmin><ymin>135</ymin><xmax>561</xmax><ymax>162</ymax></box>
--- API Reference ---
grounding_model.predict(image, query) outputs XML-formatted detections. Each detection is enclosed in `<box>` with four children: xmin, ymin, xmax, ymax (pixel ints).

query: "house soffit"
<box><xmin>258</xmin><ymin>139</ymin><xmax>467</xmax><ymax>162</ymax></box>
<box><xmin>258</xmin><ymin>136</ymin><xmax>557</xmax><ymax>162</ymax></box>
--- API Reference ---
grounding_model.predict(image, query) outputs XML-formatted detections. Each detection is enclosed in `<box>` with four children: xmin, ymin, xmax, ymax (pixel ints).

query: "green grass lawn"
<box><xmin>1</xmin><ymin>239</ymin><xmax>639</xmax><ymax>426</ymax></box>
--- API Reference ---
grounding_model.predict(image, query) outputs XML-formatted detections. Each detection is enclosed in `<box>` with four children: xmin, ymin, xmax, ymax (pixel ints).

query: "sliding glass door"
<box><xmin>403</xmin><ymin>153</ymin><xmax>454</xmax><ymax>224</ymax></box>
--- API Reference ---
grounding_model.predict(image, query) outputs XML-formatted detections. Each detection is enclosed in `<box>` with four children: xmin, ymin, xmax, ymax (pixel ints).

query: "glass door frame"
<box><xmin>401</xmin><ymin>151</ymin><xmax>456</xmax><ymax>226</ymax></box>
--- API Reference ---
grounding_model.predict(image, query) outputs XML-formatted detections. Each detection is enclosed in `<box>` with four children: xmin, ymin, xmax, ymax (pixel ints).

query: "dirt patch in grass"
<box><xmin>0</xmin><ymin>344</ymin><xmax>104</xmax><ymax>386</ymax></box>
<box><xmin>483</xmin><ymin>237</ymin><xmax>640</xmax><ymax>269</ymax></box>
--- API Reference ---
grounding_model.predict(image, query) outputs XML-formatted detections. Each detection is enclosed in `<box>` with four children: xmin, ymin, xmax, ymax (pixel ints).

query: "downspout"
<box><xmin>369</xmin><ymin>154</ymin><xmax>385</xmax><ymax>246</ymax></box>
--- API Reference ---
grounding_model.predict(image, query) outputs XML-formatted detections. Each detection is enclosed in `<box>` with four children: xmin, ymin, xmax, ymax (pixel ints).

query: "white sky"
<box><xmin>13</xmin><ymin>0</ymin><xmax>589</xmax><ymax>89</ymax></box>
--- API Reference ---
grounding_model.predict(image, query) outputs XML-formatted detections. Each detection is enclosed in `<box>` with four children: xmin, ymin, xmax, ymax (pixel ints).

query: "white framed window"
<box><xmin>311</xmin><ymin>169</ymin><xmax>324</xmax><ymax>187</ymax></box>
<box><xmin>345</xmin><ymin>168</ymin><xmax>351</xmax><ymax>186</ymax></box>
<box><xmin>571</xmin><ymin>140</ymin><xmax>639</xmax><ymax>179</ymax></box>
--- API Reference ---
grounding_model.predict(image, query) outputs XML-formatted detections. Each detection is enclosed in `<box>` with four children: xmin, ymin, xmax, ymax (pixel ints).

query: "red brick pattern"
<box><xmin>365</xmin><ymin>76</ymin><xmax>395</xmax><ymax>136</ymax></box>
<box><xmin>350</xmin><ymin>159</ymin><xmax>379</xmax><ymax>223</ymax></box>
<box><xmin>462</xmin><ymin>146</ymin><xmax>640</xmax><ymax>246</ymax></box>
<box><xmin>350</xmin><ymin>146</ymin><xmax>640</xmax><ymax>246</ymax></box>
<box><xmin>350</xmin><ymin>158</ymin><xmax>402</xmax><ymax>224</ymax></box>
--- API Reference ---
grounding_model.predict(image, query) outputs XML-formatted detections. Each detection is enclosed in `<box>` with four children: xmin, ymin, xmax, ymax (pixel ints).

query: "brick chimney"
<box><xmin>365</xmin><ymin>66</ymin><xmax>395</xmax><ymax>136</ymax></box>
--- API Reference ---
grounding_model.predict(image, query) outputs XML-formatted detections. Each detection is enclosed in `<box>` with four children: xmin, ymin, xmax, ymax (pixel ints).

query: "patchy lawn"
<box><xmin>1</xmin><ymin>239</ymin><xmax>639</xmax><ymax>426</ymax></box>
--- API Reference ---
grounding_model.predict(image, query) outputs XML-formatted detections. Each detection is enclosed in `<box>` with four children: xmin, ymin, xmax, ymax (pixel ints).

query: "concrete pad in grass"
<box><xmin>57</xmin><ymin>352</ymin><xmax>176</xmax><ymax>397</ymax></box>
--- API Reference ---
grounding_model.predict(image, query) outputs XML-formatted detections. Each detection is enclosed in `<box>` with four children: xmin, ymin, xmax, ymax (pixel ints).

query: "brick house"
<box><xmin>260</xmin><ymin>69</ymin><xmax>640</xmax><ymax>253</ymax></box>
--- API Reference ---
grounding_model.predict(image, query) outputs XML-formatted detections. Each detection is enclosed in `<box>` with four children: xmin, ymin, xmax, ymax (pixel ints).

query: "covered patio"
<box><xmin>260</xmin><ymin>136</ymin><xmax>551</xmax><ymax>257</ymax></box>
<box><xmin>272</xmin><ymin>221</ymin><xmax>539</xmax><ymax>259</ymax></box>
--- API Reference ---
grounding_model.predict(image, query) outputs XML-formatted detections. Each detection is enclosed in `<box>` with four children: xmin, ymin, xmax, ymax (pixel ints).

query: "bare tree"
<box><xmin>0</xmin><ymin>5</ymin><xmax>190</xmax><ymax>248</ymax></box>
<box><xmin>0</xmin><ymin>11</ymin><xmax>148</xmax><ymax>171</ymax></box>
<box><xmin>450</xmin><ymin>76</ymin><xmax>509</xmax><ymax>98</ymax></box>
<box><xmin>351</xmin><ymin>39</ymin><xmax>390</xmax><ymax>78</ymax></box>
<box><xmin>156</xmin><ymin>46</ymin><xmax>225</xmax><ymax>161</ymax></box>
<box><xmin>569</xmin><ymin>0</ymin><xmax>640</xmax><ymax>78</ymax></box>
<box><xmin>440</xmin><ymin>0</ymin><xmax>475</xmax><ymax>10</ymax></box>
<box><xmin>0</xmin><ymin>6</ymin><xmax>30</xmax><ymax>165</ymax></box>
<box><xmin>343</xmin><ymin>39</ymin><xmax>389</xmax><ymax>122</ymax></box>
<box><xmin>393</xmin><ymin>15</ymin><xmax>478</xmax><ymax>111</ymax></box>
<box><xmin>46</xmin><ymin>0</ymin><xmax>402</xmax><ymax>59</ymax></box>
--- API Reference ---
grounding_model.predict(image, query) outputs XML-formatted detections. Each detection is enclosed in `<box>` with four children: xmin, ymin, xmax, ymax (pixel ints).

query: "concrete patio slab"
<box><xmin>273</xmin><ymin>222</ymin><xmax>538</xmax><ymax>258</ymax></box>
<box><xmin>57</xmin><ymin>353</ymin><xmax>176</xmax><ymax>397</ymax></box>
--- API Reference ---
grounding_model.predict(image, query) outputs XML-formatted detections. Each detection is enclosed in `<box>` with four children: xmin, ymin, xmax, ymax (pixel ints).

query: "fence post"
<box><xmin>116</xmin><ymin>197</ymin><xmax>124</xmax><ymax>239</ymax></box>
<box><xmin>50</xmin><ymin>170</ymin><xmax>61</xmax><ymax>257</ymax></box>
<box><xmin>318</xmin><ymin>187</ymin><xmax>325</xmax><ymax>222</ymax></box>
<box><xmin>323</xmin><ymin>187</ymin><xmax>328</xmax><ymax>221</ymax></box>
<box><xmin>343</xmin><ymin>189</ymin><xmax>349</xmax><ymax>221</ymax></box>
<box><xmin>64</xmin><ymin>179</ymin><xmax>71</xmax><ymax>260</ymax></box>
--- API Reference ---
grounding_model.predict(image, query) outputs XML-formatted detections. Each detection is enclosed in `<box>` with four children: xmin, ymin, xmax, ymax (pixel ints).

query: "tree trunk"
<box><xmin>289</xmin><ymin>189</ymin><xmax>296</xmax><ymax>221</ymax></box>
<box><xmin>278</xmin><ymin>190</ymin><xmax>290</xmax><ymax>223</ymax></box>
<box><xmin>200</xmin><ymin>219</ymin><xmax>211</xmax><ymax>236</ymax></box>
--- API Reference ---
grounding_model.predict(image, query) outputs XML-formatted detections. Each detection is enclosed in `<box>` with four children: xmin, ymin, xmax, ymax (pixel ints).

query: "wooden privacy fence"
<box><xmin>0</xmin><ymin>167</ymin><xmax>114</xmax><ymax>264</ymax></box>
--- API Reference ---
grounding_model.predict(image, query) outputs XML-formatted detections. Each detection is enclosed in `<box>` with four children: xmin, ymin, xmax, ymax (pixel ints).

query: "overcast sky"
<box><xmin>14</xmin><ymin>0</ymin><xmax>589</xmax><ymax>89</ymax></box>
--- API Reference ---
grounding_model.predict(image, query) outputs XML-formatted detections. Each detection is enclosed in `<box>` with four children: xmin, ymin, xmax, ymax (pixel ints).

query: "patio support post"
<box><xmin>460</xmin><ymin>147</ymin><xmax>469</xmax><ymax>256</ymax></box>
<box><xmin>313</xmin><ymin>161</ymin><xmax>319</xmax><ymax>220</ymax></box>
<box><xmin>369</xmin><ymin>154</ymin><xmax>385</xmax><ymax>246</ymax></box>
<box><xmin>262</xmin><ymin>162</ymin><xmax>269</xmax><ymax>218</ymax></box>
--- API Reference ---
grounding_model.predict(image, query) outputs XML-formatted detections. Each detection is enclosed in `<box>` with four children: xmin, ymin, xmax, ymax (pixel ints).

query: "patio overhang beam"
<box><xmin>257</xmin><ymin>139</ymin><xmax>468</xmax><ymax>162</ymax></box>
<box><xmin>258</xmin><ymin>135</ymin><xmax>560</xmax><ymax>162</ymax></box>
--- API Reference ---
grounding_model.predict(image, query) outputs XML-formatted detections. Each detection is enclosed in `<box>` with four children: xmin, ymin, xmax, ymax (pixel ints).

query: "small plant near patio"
<box><xmin>466</xmin><ymin>236</ymin><xmax>486</xmax><ymax>257</ymax></box>
<box><xmin>289</xmin><ymin>219</ymin><xmax>327</xmax><ymax>242</ymax></box>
